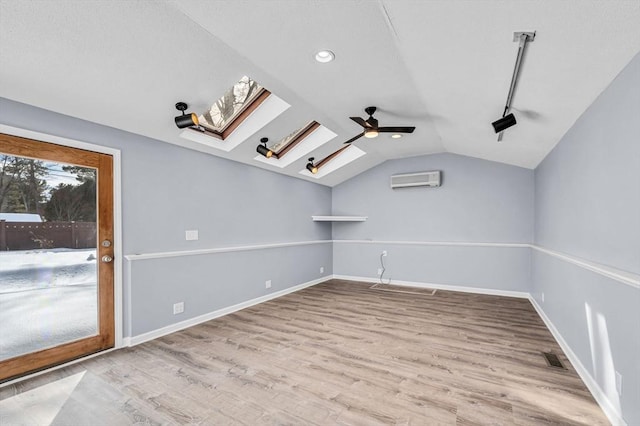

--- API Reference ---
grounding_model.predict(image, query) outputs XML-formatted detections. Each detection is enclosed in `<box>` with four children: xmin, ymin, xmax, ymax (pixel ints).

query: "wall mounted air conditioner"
<box><xmin>390</xmin><ymin>171</ymin><xmax>441</xmax><ymax>189</ymax></box>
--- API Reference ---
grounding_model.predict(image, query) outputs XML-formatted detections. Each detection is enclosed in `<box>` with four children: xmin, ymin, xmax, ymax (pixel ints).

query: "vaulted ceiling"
<box><xmin>1</xmin><ymin>1</ymin><xmax>639</xmax><ymax>186</ymax></box>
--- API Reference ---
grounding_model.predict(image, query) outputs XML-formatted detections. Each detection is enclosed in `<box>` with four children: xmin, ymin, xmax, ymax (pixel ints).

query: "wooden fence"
<box><xmin>0</xmin><ymin>220</ymin><xmax>96</xmax><ymax>251</ymax></box>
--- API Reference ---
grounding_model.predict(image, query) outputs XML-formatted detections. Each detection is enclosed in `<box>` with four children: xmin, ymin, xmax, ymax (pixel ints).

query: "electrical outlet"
<box><xmin>541</xmin><ymin>292</ymin><xmax>545</xmax><ymax>303</ymax></box>
<box><xmin>173</xmin><ymin>302</ymin><xmax>184</xmax><ymax>315</ymax></box>
<box><xmin>381</xmin><ymin>250</ymin><xmax>388</xmax><ymax>257</ymax></box>
<box><xmin>185</xmin><ymin>230</ymin><xmax>199</xmax><ymax>241</ymax></box>
<box><xmin>378</xmin><ymin>268</ymin><xmax>383</xmax><ymax>276</ymax></box>
<box><xmin>320</xmin><ymin>266</ymin><xmax>324</xmax><ymax>274</ymax></box>
<box><xmin>615</xmin><ymin>371</ymin><xmax>622</xmax><ymax>395</ymax></box>
<box><xmin>265</xmin><ymin>280</ymin><xmax>272</xmax><ymax>289</ymax></box>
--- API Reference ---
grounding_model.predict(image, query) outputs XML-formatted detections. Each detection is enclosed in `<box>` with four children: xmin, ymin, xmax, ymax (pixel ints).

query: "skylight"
<box><xmin>269</xmin><ymin>123</ymin><xmax>315</xmax><ymax>155</ymax></box>
<box><xmin>180</xmin><ymin>94</ymin><xmax>290</xmax><ymax>152</ymax></box>
<box><xmin>299</xmin><ymin>145</ymin><xmax>366</xmax><ymax>179</ymax></box>
<box><xmin>199</xmin><ymin>76</ymin><xmax>265</xmax><ymax>133</ymax></box>
<box><xmin>254</xmin><ymin>124</ymin><xmax>336</xmax><ymax>168</ymax></box>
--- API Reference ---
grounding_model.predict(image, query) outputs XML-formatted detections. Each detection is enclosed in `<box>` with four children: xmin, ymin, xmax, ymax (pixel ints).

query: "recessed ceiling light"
<box><xmin>391</xmin><ymin>134</ymin><xmax>402</xmax><ymax>139</ymax></box>
<box><xmin>315</xmin><ymin>50</ymin><xmax>335</xmax><ymax>63</ymax></box>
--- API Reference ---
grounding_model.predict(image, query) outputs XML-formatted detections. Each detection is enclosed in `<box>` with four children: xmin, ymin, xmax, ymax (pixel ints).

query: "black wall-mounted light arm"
<box><xmin>256</xmin><ymin>137</ymin><xmax>274</xmax><ymax>158</ymax></box>
<box><xmin>174</xmin><ymin>102</ymin><xmax>199</xmax><ymax>129</ymax></box>
<box><xmin>306</xmin><ymin>157</ymin><xmax>318</xmax><ymax>174</ymax></box>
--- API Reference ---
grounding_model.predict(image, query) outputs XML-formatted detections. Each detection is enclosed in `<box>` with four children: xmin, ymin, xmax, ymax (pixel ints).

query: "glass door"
<box><xmin>0</xmin><ymin>133</ymin><xmax>114</xmax><ymax>381</ymax></box>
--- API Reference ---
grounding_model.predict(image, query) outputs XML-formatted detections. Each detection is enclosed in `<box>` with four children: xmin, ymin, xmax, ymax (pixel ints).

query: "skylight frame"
<box><xmin>254</xmin><ymin>124</ymin><xmax>336</xmax><ymax>169</ymax></box>
<box><xmin>180</xmin><ymin>94</ymin><xmax>290</xmax><ymax>152</ymax></box>
<box><xmin>299</xmin><ymin>145</ymin><xmax>366</xmax><ymax>179</ymax></box>
<box><xmin>196</xmin><ymin>89</ymin><xmax>270</xmax><ymax>140</ymax></box>
<box><xmin>270</xmin><ymin>121</ymin><xmax>320</xmax><ymax>159</ymax></box>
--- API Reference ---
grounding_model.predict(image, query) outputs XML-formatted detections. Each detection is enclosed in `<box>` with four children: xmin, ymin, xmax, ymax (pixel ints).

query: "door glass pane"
<box><xmin>0</xmin><ymin>154</ymin><xmax>98</xmax><ymax>361</ymax></box>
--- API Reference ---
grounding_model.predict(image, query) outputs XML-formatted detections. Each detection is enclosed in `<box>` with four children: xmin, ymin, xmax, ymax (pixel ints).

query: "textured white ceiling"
<box><xmin>1</xmin><ymin>0</ymin><xmax>638</xmax><ymax>186</ymax></box>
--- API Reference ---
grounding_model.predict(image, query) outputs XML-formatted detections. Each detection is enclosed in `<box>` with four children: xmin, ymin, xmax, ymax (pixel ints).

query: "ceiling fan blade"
<box><xmin>378</xmin><ymin>126</ymin><xmax>416</xmax><ymax>133</ymax></box>
<box><xmin>343</xmin><ymin>132</ymin><xmax>364</xmax><ymax>144</ymax></box>
<box><xmin>350</xmin><ymin>117</ymin><xmax>370</xmax><ymax>128</ymax></box>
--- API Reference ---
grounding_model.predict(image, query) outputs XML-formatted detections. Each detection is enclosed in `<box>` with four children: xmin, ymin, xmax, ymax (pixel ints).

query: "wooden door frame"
<box><xmin>0</xmin><ymin>124</ymin><xmax>123</xmax><ymax>382</ymax></box>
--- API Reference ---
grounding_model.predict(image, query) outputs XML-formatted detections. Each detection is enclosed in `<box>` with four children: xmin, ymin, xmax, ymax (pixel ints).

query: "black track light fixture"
<box><xmin>306</xmin><ymin>157</ymin><xmax>318</xmax><ymax>174</ymax></box>
<box><xmin>493</xmin><ymin>31</ymin><xmax>536</xmax><ymax>140</ymax></box>
<box><xmin>174</xmin><ymin>102</ymin><xmax>199</xmax><ymax>129</ymax></box>
<box><xmin>492</xmin><ymin>113</ymin><xmax>517</xmax><ymax>133</ymax></box>
<box><xmin>256</xmin><ymin>137</ymin><xmax>274</xmax><ymax>158</ymax></box>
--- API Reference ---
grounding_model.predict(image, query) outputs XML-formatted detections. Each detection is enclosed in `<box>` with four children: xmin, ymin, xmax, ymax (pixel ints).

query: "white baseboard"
<box><xmin>528</xmin><ymin>297</ymin><xmax>626</xmax><ymax>426</ymax></box>
<box><xmin>332</xmin><ymin>274</ymin><xmax>530</xmax><ymax>299</ymax></box>
<box><xmin>127</xmin><ymin>275</ymin><xmax>333</xmax><ymax>347</ymax></box>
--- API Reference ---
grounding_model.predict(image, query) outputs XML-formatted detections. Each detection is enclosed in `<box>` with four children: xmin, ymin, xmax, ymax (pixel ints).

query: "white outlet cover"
<box><xmin>185</xmin><ymin>230</ymin><xmax>199</xmax><ymax>241</ymax></box>
<box><xmin>615</xmin><ymin>371</ymin><xmax>622</xmax><ymax>395</ymax></box>
<box><xmin>173</xmin><ymin>302</ymin><xmax>184</xmax><ymax>315</ymax></box>
<box><xmin>320</xmin><ymin>267</ymin><xmax>324</xmax><ymax>274</ymax></box>
<box><xmin>265</xmin><ymin>280</ymin><xmax>272</xmax><ymax>289</ymax></box>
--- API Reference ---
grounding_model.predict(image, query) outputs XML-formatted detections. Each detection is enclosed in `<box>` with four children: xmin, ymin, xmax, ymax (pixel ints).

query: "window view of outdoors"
<box><xmin>198</xmin><ymin>76</ymin><xmax>263</xmax><ymax>132</ymax></box>
<box><xmin>0</xmin><ymin>154</ymin><xmax>98</xmax><ymax>361</ymax></box>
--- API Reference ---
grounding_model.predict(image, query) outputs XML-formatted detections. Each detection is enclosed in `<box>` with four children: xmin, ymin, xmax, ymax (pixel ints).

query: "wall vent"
<box><xmin>390</xmin><ymin>171</ymin><xmax>441</xmax><ymax>189</ymax></box>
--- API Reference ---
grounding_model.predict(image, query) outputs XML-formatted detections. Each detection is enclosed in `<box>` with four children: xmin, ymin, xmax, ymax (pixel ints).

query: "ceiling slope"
<box><xmin>1</xmin><ymin>0</ymin><xmax>638</xmax><ymax>186</ymax></box>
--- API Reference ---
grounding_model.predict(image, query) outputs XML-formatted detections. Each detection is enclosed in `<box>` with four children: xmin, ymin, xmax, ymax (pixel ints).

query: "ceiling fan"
<box><xmin>343</xmin><ymin>106</ymin><xmax>415</xmax><ymax>144</ymax></box>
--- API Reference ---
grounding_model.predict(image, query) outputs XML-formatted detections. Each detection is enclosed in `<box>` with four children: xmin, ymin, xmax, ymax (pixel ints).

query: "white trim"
<box><xmin>125</xmin><ymin>240</ymin><xmax>331</xmax><ymax>261</ymax></box>
<box><xmin>333</xmin><ymin>239</ymin><xmax>639</xmax><ymax>289</ymax></box>
<box><xmin>125</xmin><ymin>255</ymin><xmax>133</xmax><ymax>339</ymax></box>
<box><xmin>531</xmin><ymin>245</ymin><xmax>640</xmax><ymax>289</ymax></box>
<box><xmin>0</xmin><ymin>124</ymin><xmax>124</xmax><ymax>348</ymax></box>
<box><xmin>333</xmin><ymin>239</ymin><xmax>530</xmax><ymax>248</ymax></box>
<box><xmin>529</xmin><ymin>297</ymin><xmax>627</xmax><ymax>426</ymax></box>
<box><xmin>312</xmin><ymin>216</ymin><xmax>368</xmax><ymax>222</ymax></box>
<box><xmin>127</xmin><ymin>275</ymin><xmax>333</xmax><ymax>346</ymax></box>
<box><xmin>332</xmin><ymin>275</ymin><xmax>530</xmax><ymax>299</ymax></box>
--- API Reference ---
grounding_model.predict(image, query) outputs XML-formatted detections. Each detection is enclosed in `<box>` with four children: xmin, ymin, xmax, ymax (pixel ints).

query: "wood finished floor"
<box><xmin>0</xmin><ymin>280</ymin><xmax>608</xmax><ymax>425</ymax></box>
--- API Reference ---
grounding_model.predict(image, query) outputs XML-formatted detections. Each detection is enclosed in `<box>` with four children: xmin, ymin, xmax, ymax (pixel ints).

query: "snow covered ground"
<box><xmin>0</xmin><ymin>249</ymin><xmax>97</xmax><ymax>360</ymax></box>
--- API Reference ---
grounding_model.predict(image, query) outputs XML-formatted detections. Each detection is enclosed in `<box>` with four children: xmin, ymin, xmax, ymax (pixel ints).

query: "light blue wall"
<box><xmin>333</xmin><ymin>153</ymin><xmax>534</xmax><ymax>242</ymax></box>
<box><xmin>130</xmin><ymin>243</ymin><xmax>331</xmax><ymax>335</ymax></box>
<box><xmin>0</xmin><ymin>97</ymin><xmax>333</xmax><ymax>337</ymax></box>
<box><xmin>532</xmin><ymin>53</ymin><xmax>640</xmax><ymax>425</ymax></box>
<box><xmin>535</xmin><ymin>57</ymin><xmax>640</xmax><ymax>274</ymax></box>
<box><xmin>331</xmin><ymin>153</ymin><xmax>534</xmax><ymax>291</ymax></box>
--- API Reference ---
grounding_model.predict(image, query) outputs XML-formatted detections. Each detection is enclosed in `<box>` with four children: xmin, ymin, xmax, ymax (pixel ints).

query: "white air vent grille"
<box><xmin>390</xmin><ymin>171</ymin><xmax>441</xmax><ymax>189</ymax></box>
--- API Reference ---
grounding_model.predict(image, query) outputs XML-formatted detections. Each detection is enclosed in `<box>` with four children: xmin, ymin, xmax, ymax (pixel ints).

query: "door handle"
<box><xmin>101</xmin><ymin>255</ymin><xmax>113</xmax><ymax>263</ymax></box>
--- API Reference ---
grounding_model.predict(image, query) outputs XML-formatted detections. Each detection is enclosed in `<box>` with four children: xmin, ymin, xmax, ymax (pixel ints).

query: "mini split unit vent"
<box><xmin>390</xmin><ymin>171</ymin><xmax>441</xmax><ymax>189</ymax></box>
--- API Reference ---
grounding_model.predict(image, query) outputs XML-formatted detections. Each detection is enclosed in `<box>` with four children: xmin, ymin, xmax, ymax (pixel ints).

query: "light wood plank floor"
<box><xmin>0</xmin><ymin>280</ymin><xmax>608</xmax><ymax>425</ymax></box>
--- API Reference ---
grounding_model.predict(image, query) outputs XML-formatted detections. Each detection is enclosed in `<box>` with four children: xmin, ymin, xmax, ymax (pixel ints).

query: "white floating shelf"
<box><xmin>312</xmin><ymin>216</ymin><xmax>368</xmax><ymax>222</ymax></box>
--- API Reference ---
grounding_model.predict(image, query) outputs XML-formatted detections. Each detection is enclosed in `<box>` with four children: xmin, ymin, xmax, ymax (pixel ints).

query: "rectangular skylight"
<box><xmin>269</xmin><ymin>122</ymin><xmax>317</xmax><ymax>156</ymax></box>
<box><xmin>299</xmin><ymin>145</ymin><xmax>366</xmax><ymax>179</ymax></box>
<box><xmin>254</xmin><ymin>125</ymin><xmax>337</xmax><ymax>168</ymax></box>
<box><xmin>180</xmin><ymin>94</ymin><xmax>290</xmax><ymax>152</ymax></box>
<box><xmin>199</xmin><ymin>76</ymin><xmax>265</xmax><ymax>133</ymax></box>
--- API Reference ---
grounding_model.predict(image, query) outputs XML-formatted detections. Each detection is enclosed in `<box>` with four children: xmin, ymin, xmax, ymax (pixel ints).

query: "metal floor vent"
<box><xmin>542</xmin><ymin>352</ymin><xmax>566</xmax><ymax>369</ymax></box>
<box><xmin>370</xmin><ymin>283</ymin><xmax>437</xmax><ymax>296</ymax></box>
